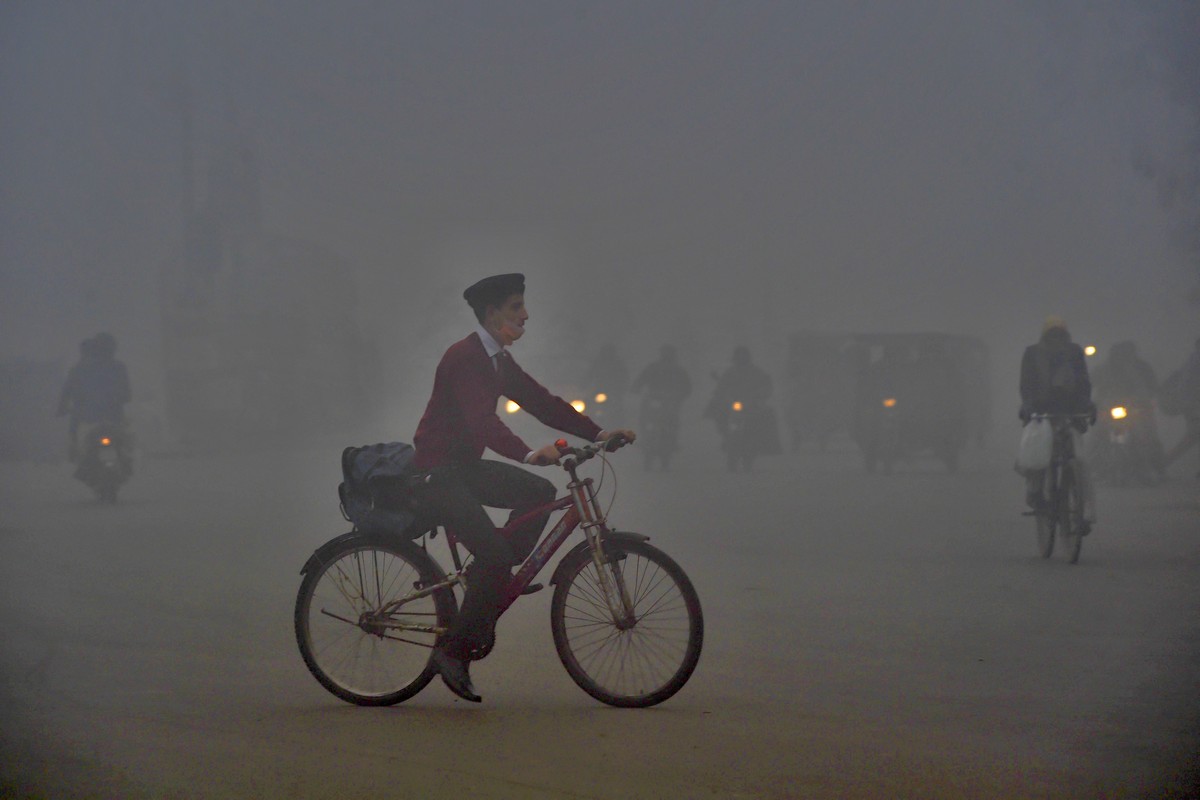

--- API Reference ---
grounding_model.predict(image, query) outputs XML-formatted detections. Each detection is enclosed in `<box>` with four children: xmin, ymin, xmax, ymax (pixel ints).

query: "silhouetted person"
<box><xmin>631</xmin><ymin>345</ymin><xmax>692</xmax><ymax>468</ymax></box>
<box><xmin>584</xmin><ymin>343</ymin><xmax>630</xmax><ymax>422</ymax></box>
<box><xmin>1018</xmin><ymin>316</ymin><xmax>1095</xmax><ymax>525</ymax></box>
<box><xmin>1093</xmin><ymin>340</ymin><xmax>1165</xmax><ymax>478</ymax></box>
<box><xmin>705</xmin><ymin>346</ymin><xmax>779</xmax><ymax>469</ymax></box>
<box><xmin>57</xmin><ymin>333</ymin><xmax>130</xmax><ymax>461</ymax></box>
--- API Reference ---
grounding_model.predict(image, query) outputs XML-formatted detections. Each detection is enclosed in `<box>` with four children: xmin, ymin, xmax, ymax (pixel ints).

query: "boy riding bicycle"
<box><xmin>411</xmin><ymin>273</ymin><xmax>635</xmax><ymax>702</ymax></box>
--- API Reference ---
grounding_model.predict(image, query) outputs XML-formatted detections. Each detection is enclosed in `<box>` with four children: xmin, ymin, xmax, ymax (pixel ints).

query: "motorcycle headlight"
<box><xmin>594</xmin><ymin>393</ymin><xmax>607</xmax><ymax>404</ymax></box>
<box><xmin>100</xmin><ymin>437</ymin><xmax>112</xmax><ymax>446</ymax></box>
<box><xmin>571</xmin><ymin>400</ymin><xmax>586</xmax><ymax>413</ymax></box>
<box><xmin>505</xmin><ymin>400</ymin><xmax>521</xmax><ymax>414</ymax></box>
<box><xmin>731</xmin><ymin>401</ymin><xmax>743</xmax><ymax>412</ymax></box>
<box><xmin>1110</xmin><ymin>406</ymin><xmax>1127</xmax><ymax>420</ymax></box>
<box><xmin>882</xmin><ymin>398</ymin><xmax>897</xmax><ymax>409</ymax></box>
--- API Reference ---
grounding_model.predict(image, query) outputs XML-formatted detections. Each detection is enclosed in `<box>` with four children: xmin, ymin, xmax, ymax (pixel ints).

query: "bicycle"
<box><xmin>294</xmin><ymin>435</ymin><xmax>704</xmax><ymax>708</ymax></box>
<box><xmin>1024</xmin><ymin>413</ymin><xmax>1092</xmax><ymax>564</ymax></box>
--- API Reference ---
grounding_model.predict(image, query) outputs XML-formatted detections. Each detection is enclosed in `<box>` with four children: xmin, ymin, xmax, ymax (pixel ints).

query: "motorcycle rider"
<box><xmin>852</xmin><ymin>343</ymin><xmax>911</xmax><ymax>463</ymax></box>
<box><xmin>410</xmin><ymin>273</ymin><xmax>635</xmax><ymax>703</ymax></box>
<box><xmin>1092</xmin><ymin>340</ymin><xmax>1166</xmax><ymax>481</ymax></box>
<box><xmin>630</xmin><ymin>345</ymin><xmax>692</xmax><ymax>469</ymax></box>
<box><xmin>583</xmin><ymin>343</ymin><xmax>630</xmax><ymax>424</ymax></box>
<box><xmin>704</xmin><ymin>345</ymin><xmax>779</xmax><ymax>468</ymax></box>
<box><xmin>57</xmin><ymin>333</ymin><xmax>131</xmax><ymax>469</ymax></box>
<box><xmin>1018</xmin><ymin>316</ymin><xmax>1095</xmax><ymax>528</ymax></box>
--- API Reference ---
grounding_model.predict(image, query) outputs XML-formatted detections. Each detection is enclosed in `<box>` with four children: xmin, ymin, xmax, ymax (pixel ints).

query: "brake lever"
<box><xmin>602</xmin><ymin>434</ymin><xmax>628</xmax><ymax>453</ymax></box>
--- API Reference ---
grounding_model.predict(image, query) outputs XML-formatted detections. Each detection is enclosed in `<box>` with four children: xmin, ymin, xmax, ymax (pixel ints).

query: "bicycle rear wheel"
<box><xmin>1036</xmin><ymin>470</ymin><xmax>1055</xmax><ymax>559</ymax></box>
<box><xmin>295</xmin><ymin>536</ymin><xmax>456</xmax><ymax>705</ymax></box>
<box><xmin>1060</xmin><ymin>465</ymin><xmax>1084</xmax><ymax>565</ymax></box>
<box><xmin>551</xmin><ymin>539</ymin><xmax>703</xmax><ymax>708</ymax></box>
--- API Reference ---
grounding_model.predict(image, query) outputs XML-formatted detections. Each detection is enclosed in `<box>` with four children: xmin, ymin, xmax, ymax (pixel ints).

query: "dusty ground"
<box><xmin>1</xmin><ymin>438</ymin><xmax>1198</xmax><ymax>799</ymax></box>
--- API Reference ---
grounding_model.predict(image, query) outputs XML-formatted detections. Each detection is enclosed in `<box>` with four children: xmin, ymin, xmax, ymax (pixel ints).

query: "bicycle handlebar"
<box><xmin>554</xmin><ymin>434</ymin><xmax>630</xmax><ymax>465</ymax></box>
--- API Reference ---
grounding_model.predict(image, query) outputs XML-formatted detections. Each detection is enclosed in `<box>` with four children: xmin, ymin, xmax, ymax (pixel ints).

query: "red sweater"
<box><xmin>413</xmin><ymin>333</ymin><xmax>602</xmax><ymax>469</ymax></box>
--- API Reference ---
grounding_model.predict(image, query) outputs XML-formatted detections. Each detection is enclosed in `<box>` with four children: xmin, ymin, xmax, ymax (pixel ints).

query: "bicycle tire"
<box><xmin>1061</xmin><ymin>465</ymin><xmax>1084</xmax><ymax>565</ymax></box>
<box><xmin>1036</xmin><ymin>510</ymin><xmax>1055</xmax><ymax>559</ymax></box>
<box><xmin>295</xmin><ymin>535</ymin><xmax>456</xmax><ymax>705</ymax></box>
<box><xmin>550</xmin><ymin>539</ymin><xmax>703</xmax><ymax>708</ymax></box>
<box><xmin>1036</xmin><ymin>470</ymin><xmax>1055</xmax><ymax>559</ymax></box>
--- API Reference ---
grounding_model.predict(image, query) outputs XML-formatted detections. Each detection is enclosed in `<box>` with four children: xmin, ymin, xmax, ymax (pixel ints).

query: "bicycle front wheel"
<box><xmin>1060</xmin><ymin>465</ymin><xmax>1084</xmax><ymax>564</ymax></box>
<box><xmin>551</xmin><ymin>539</ymin><xmax>703</xmax><ymax>708</ymax></box>
<box><xmin>295</xmin><ymin>536</ymin><xmax>456</xmax><ymax>705</ymax></box>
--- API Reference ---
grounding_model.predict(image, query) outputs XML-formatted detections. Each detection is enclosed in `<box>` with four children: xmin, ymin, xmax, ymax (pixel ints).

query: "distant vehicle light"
<box><xmin>571</xmin><ymin>400</ymin><xmax>586</xmax><ymax>413</ymax></box>
<box><xmin>505</xmin><ymin>400</ymin><xmax>521</xmax><ymax>414</ymax></box>
<box><xmin>594</xmin><ymin>393</ymin><xmax>608</xmax><ymax>404</ymax></box>
<box><xmin>731</xmin><ymin>401</ymin><xmax>744</xmax><ymax>412</ymax></box>
<box><xmin>1110</xmin><ymin>406</ymin><xmax>1127</xmax><ymax>420</ymax></box>
<box><xmin>882</xmin><ymin>398</ymin><xmax>898</xmax><ymax>408</ymax></box>
<box><xmin>99</xmin><ymin>437</ymin><xmax>112</xmax><ymax>446</ymax></box>
<box><xmin>1084</xmin><ymin>345</ymin><xmax>1097</xmax><ymax>357</ymax></box>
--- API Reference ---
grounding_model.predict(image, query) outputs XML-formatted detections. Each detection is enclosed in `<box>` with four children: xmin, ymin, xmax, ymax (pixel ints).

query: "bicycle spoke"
<box><xmin>299</xmin><ymin>543</ymin><xmax>445</xmax><ymax>702</ymax></box>
<box><xmin>555</xmin><ymin>545</ymin><xmax>700</xmax><ymax>704</ymax></box>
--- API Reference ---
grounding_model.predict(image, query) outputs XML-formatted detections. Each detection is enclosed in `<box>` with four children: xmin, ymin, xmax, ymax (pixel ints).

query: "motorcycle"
<box><xmin>76</xmin><ymin>422</ymin><xmax>132</xmax><ymax>503</ymax></box>
<box><xmin>640</xmin><ymin>394</ymin><xmax>680</xmax><ymax>471</ymax></box>
<box><xmin>1090</xmin><ymin>401</ymin><xmax>1154</xmax><ymax>486</ymax></box>
<box><xmin>721</xmin><ymin>399</ymin><xmax>781</xmax><ymax>472</ymax></box>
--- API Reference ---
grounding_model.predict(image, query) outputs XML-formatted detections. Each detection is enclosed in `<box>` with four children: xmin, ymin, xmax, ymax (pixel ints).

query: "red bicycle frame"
<box><xmin>440</xmin><ymin>461</ymin><xmax>612</xmax><ymax>614</ymax></box>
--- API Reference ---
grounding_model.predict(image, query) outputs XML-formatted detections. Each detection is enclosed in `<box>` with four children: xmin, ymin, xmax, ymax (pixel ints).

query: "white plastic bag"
<box><xmin>1015</xmin><ymin>419</ymin><xmax>1052</xmax><ymax>473</ymax></box>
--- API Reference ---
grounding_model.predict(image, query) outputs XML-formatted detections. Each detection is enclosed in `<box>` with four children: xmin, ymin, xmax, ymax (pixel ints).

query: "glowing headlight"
<box><xmin>571</xmin><ymin>400</ymin><xmax>586</xmax><ymax>413</ymax></box>
<box><xmin>594</xmin><ymin>393</ymin><xmax>608</xmax><ymax>404</ymax></box>
<box><xmin>1110</xmin><ymin>406</ymin><xmax>1127</xmax><ymax>420</ymax></box>
<box><xmin>731</xmin><ymin>401</ymin><xmax>744</xmax><ymax>412</ymax></box>
<box><xmin>882</xmin><ymin>398</ymin><xmax>898</xmax><ymax>409</ymax></box>
<box><xmin>505</xmin><ymin>400</ymin><xmax>521</xmax><ymax>414</ymax></box>
<box><xmin>1084</xmin><ymin>345</ymin><xmax>1097</xmax><ymax>357</ymax></box>
<box><xmin>99</xmin><ymin>437</ymin><xmax>112</xmax><ymax>446</ymax></box>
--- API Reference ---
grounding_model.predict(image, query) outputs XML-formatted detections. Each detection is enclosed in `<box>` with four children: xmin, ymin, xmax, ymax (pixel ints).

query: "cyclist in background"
<box><xmin>1018</xmin><ymin>316</ymin><xmax>1096</xmax><ymax>529</ymax></box>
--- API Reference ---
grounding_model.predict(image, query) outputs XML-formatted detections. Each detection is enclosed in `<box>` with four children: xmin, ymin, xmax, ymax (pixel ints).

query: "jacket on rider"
<box><xmin>59</xmin><ymin>335</ymin><xmax>131</xmax><ymax>425</ymax></box>
<box><xmin>412</xmin><ymin>332</ymin><xmax>601</xmax><ymax>470</ymax></box>
<box><xmin>1020</xmin><ymin>327</ymin><xmax>1092</xmax><ymax>415</ymax></box>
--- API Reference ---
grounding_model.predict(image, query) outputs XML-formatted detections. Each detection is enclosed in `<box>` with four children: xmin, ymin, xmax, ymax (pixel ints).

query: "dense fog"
<box><xmin>4</xmin><ymin>5</ymin><xmax>1200</xmax><ymax>797</ymax></box>
<box><xmin>1</xmin><ymin>1</ymin><xmax>1198</xmax><ymax>443</ymax></box>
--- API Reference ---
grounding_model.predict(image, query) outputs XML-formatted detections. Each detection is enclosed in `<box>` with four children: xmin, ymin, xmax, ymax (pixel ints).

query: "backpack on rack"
<box><xmin>337</xmin><ymin>441</ymin><xmax>428</xmax><ymax>537</ymax></box>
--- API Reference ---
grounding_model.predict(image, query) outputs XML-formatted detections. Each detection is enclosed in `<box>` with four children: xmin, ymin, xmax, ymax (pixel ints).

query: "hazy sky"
<box><xmin>2</xmin><ymin>1</ymin><xmax>1198</xmax><ymax>396</ymax></box>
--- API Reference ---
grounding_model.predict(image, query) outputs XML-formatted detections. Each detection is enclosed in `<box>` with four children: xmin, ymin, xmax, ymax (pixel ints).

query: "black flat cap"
<box><xmin>463</xmin><ymin>273</ymin><xmax>525</xmax><ymax>312</ymax></box>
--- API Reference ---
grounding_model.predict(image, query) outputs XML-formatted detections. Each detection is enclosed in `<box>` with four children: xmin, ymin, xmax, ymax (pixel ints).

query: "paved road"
<box><xmin>1</xmin><ymin>441</ymin><xmax>1197</xmax><ymax>798</ymax></box>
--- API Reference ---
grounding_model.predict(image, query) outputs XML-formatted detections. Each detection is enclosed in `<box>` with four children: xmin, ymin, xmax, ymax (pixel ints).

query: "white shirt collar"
<box><xmin>476</xmin><ymin>324</ymin><xmax>505</xmax><ymax>359</ymax></box>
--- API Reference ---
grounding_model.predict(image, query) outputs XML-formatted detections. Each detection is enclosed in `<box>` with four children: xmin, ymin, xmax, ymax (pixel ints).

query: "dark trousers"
<box><xmin>413</xmin><ymin>459</ymin><xmax>556</xmax><ymax>659</ymax></box>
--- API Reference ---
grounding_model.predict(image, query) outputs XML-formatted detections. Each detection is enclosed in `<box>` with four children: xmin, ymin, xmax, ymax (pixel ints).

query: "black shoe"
<box><xmin>430</xmin><ymin>649</ymin><xmax>481</xmax><ymax>703</ymax></box>
<box><xmin>520</xmin><ymin>582</ymin><xmax>544</xmax><ymax>596</ymax></box>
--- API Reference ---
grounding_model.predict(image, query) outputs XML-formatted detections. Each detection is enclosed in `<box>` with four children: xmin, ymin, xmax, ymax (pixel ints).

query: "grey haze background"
<box><xmin>2</xmin><ymin>0</ymin><xmax>1198</xmax><ymax>436</ymax></box>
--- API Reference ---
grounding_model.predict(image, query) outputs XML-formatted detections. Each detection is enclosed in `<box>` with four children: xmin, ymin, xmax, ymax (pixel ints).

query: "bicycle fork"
<box><xmin>565</xmin><ymin>463</ymin><xmax>637</xmax><ymax>628</ymax></box>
